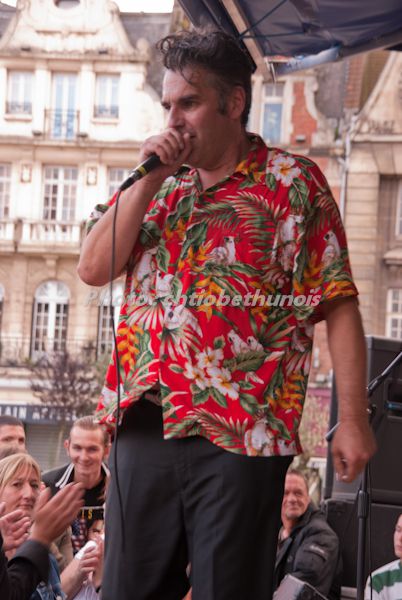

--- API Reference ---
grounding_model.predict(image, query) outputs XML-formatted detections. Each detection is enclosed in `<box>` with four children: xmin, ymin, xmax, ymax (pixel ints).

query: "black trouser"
<box><xmin>102</xmin><ymin>399</ymin><xmax>291</xmax><ymax>600</ymax></box>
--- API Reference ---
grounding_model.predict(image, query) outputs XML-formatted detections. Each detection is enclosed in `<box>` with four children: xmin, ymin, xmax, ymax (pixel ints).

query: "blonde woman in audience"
<box><xmin>0</xmin><ymin>452</ymin><xmax>65</xmax><ymax>599</ymax></box>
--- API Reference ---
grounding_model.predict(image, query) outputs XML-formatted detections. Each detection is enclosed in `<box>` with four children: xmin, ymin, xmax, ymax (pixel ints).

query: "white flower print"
<box><xmin>183</xmin><ymin>362</ymin><xmax>210</xmax><ymax>390</ymax></box>
<box><xmin>197</xmin><ymin>347</ymin><xmax>224</xmax><ymax>370</ymax></box>
<box><xmin>271</xmin><ymin>155</ymin><xmax>301</xmax><ymax>187</ymax></box>
<box><xmin>208</xmin><ymin>366</ymin><xmax>240</xmax><ymax>400</ymax></box>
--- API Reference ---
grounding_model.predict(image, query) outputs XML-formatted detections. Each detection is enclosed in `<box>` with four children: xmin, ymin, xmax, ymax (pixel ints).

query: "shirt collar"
<box><xmin>185</xmin><ymin>133</ymin><xmax>268</xmax><ymax>190</ymax></box>
<box><xmin>232</xmin><ymin>134</ymin><xmax>267</xmax><ymax>178</ymax></box>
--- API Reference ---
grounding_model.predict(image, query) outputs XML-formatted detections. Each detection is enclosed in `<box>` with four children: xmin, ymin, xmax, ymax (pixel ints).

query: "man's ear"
<box><xmin>228</xmin><ymin>85</ymin><xmax>246</xmax><ymax>120</ymax></box>
<box><xmin>64</xmin><ymin>439</ymin><xmax>70</xmax><ymax>454</ymax></box>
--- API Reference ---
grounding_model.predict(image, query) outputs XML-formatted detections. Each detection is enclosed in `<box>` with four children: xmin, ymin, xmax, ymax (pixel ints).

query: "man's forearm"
<box><xmin>324</xmin><ymin>297</ymin><xmax>368</xmax><ymax>419</ymax></box>
<box><xmin>322</xmin><ymin>296</ymin><xmax>376</xmax><ymax>481</ymax></box>
<box><xmin>77</xmin><ymin>180</ymin><xmax>160</xmax><ymax>287</ymax></box>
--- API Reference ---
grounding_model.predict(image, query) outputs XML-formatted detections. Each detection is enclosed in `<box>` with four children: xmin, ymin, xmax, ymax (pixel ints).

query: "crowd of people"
<box><xmin>0</xmin><ymin>415</ymin><xmax>105</xmax><ymax>600</ymax></box>
<box><xmin>0</xmin><ymin>25</ymin><xmax>387</xmax><ymax>600</ymax></box>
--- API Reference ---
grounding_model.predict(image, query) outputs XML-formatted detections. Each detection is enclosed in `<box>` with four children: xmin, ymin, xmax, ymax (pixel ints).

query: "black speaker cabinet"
<box><xmin>325</xmin><ymin>335</ymin><xmax>402</xmax><ymax>504</ymax></box>
<box><xmin>324</xmin><ymin>499</ymin><xmax>401</xmax><ymax>588</ymax></box>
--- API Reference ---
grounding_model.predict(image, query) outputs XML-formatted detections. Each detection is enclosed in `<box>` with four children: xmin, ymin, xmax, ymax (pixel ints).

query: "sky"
<box><xmin>2</xmin><ymin>0</ymin><xmax>174</xmax><ymax>11</ymax></box>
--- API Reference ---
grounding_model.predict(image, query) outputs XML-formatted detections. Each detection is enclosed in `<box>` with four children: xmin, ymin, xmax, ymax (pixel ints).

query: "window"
<box><xmin>97</xmin><ymin>282</ymin><xmax>124</xmax><ymax>357</ymax></box>
<box><xmin>31</xmin><ymin>281</ymin><xmax>69</xmax><ymax>359</ymax></box>
<box><xmin>386</xmin><ymin>289</ymin><xmax>402</xmax><ymax>339</ymax></box>
<box><xmin>43</xmin><ymin>166</ymin><xmax>78</xmax><ymax>221</ymax></box>
<box><xmin>0</xmin><ymin>164</ymin><xmax>11</xmax><ymax>219</ymax></box>
<box><xmin>7</xmin><ymin>72</ymin><xmax>33</xmax><ymax>115</ymax></box>
<box><xmin>261</xmin><ymin>82</ymin><xmax>285</xmax><ymax>144</ymax></box>
<box><xmin>51</xmin><ymin>73</ymin><xmax>77</xmax><ymax>140</ymax></box>
<box><xmin>108</xmin><ymin>167</ymin><xmax>130</xmax><ymax>197</ymax></box>
<box><xmin>95</xmin><ymin>75</ymin><xmax>119</xmax><ymax>118</ymax></box>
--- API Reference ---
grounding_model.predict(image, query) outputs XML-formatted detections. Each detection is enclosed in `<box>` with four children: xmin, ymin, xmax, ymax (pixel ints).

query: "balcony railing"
<box><xmin>21</xmin><ymin>220</ymin><xmax>82</xmax><ymax>244</ymax></box>
<box><xmin>0</xmin><ymin>218</ymin><xmax>83</xmax><ymax>252</ymax></box>
<box><xmin>45</xmin><ymin>109</ymin><xmax>80</xmax><ymax>140</ymax></box>
<box><xmin>0</xmin><ymin>335</ymin><xmax>95</xmax><ymax>366</ymax></box>
<box><xmin>0</xmin><ymin>335</ymin><xmax>29</xmax><ymax>365</ymax></box>
<box><xmin>0</xmin><ymin>219</ymin><xmax>16</xmax><ymax>242</ymax></box>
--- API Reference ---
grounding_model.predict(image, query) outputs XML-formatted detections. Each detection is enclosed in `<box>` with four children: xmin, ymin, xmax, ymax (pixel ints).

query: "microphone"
<box><xmin>119</xmin><ymin>154</ymin><xmax>162</xmax><ymax>191</ymax></box>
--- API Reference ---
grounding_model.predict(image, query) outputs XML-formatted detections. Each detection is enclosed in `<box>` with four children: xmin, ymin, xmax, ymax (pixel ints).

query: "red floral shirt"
<box><xmin>88</xmin><ymin>135</ymin><xmax>357</xmax><ymax>456</ymax></box>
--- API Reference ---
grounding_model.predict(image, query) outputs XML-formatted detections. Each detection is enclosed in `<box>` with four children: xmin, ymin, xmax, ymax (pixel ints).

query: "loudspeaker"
<box><xmin>324</xmin><ymin>335</ymin><xmax>402</xmax><ymax>504</ymax></box>
<box><xmin>324</xmin><ymin>499</ymin><xmax>401</xmax><ymax>588</ymax></box>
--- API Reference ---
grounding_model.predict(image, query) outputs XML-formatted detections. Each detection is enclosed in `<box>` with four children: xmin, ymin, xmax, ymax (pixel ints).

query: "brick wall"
<box><xmin>290</xmin><ymin>80</ymin><xmax>317</xmax><ymax>146</ymax></box>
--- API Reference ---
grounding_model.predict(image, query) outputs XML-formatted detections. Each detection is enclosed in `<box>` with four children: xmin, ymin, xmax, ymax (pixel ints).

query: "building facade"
<box><xmin>345</xmin><ymin>52</ymin><xmax>402</xmax><ymax>339</ymax></box>
<box><xmin>0</xmin><ymin>0</ymin><xmax>169</xmax><ymax>468</ymax></box>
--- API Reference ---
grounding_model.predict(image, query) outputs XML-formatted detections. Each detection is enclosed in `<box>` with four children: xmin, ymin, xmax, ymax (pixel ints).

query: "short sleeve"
<box><xmin>292</xmin><ymin>162</ymin><xmax>358</xmax><ymax>323</ymax></box>
<box><xmin>85</xmin><ymin>192</ymin><xmax>118</xmax><ymax>235</ymax></box>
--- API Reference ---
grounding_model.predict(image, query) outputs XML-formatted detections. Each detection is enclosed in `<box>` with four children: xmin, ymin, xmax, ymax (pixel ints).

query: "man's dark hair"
<box><xmin>286</xmin><ymin>468</ymin><xmax>309</xmax><ymax>492</ymax></box>
<box><xmin>0</xmin><ymin>415</ymin><xmax>24</xmax><ymax>428</ymax></box>
<box><xmin>157</xmin><ymin>29</ymin><xmax>254</xmax><ymax>126</ymax></box>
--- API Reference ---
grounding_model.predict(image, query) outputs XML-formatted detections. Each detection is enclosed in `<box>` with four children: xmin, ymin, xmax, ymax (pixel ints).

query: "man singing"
<box><xmin>78</xmin><ymin>29</ymin><xmax>375</xmax><ymax>600</ymax></box>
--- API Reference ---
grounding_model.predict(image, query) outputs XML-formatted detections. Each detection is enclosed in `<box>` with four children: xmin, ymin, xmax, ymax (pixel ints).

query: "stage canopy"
<box><xmin>177</xmin><ymin>0</ymin><xmax>402</xmax><ymax>75</ymax></box>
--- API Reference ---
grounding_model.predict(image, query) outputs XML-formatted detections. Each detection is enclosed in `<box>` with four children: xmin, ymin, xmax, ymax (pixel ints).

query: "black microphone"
<box><xmin>119</xmin><ymin>154</ymin><xmax>162</xmax><ymax>191</ymax></box>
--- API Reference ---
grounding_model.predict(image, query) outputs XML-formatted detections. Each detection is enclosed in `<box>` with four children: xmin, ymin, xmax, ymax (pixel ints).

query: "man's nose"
<box><xmin>167</xmin><ymin>106</ymin><xmax>184</xmax><ymax>129</ymax></box>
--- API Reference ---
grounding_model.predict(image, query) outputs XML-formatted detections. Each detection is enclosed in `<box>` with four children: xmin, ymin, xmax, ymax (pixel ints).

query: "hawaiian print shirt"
<box><xmin>88</xmin><ymin>135</ymin><xmax>358</xmax><ymax>457</ymax></box>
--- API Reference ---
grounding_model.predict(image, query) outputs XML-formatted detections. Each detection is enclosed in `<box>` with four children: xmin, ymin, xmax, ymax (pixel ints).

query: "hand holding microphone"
<box><xmin>119</xmin><ymin>154</ymin><xmax>162</xmax><ymax>190</ymax></box>
<box><xmin>119</xmin><ymin>129</ymin><xmax>192</xmax><ymax>191</ymax></box>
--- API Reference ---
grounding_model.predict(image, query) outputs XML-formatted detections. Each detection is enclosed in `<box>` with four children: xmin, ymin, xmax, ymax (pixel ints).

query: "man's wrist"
<box><xmin>123</xmin><ymin>178</ymin><xmax>161</xmax><ymax>203</ymax></box>
<box><xmin>338</xmin><ymin>410</ymin><xmax>370</xmax><ymax>423</ymax></box>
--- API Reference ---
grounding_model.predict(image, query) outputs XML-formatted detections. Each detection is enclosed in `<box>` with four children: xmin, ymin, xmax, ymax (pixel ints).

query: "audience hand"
<box><xmin>0</xmin><ymin>503</ymin><xmax>31</xmax><ymax>551</ymax></box>
<box><xmin>78</xmin><ymin>542</ymin><xmax>102</xmax><ymax>579</ymax></box>
<box><xmin>30</xmin><ymin>482</ymin><xmax>84</xmax><ymax>547</ymax></box>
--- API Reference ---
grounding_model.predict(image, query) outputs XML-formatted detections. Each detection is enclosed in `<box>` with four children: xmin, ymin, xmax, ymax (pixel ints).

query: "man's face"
<box><xmin>282</xmin><ymin>473</ymin><xmax>310</xmax><ymax>523</ymax></box>
<box><xmin>161</xmin><ymin>67</ymin><xmax>241</xmax><ymax>170</ymax></box>
<box><xmin>64</xmin><ymin>427</ymin><xmax>107</xmax><ymax>485</ymax></box>
<box><xmin>394</xmin><ymin>514</ymin><xmax>402</xmax><ymax>560</ymax></box>
<box><xmin>0</xmin><ymin>425</ymin><xmax>26</xmax><ymax>451</ymax></box>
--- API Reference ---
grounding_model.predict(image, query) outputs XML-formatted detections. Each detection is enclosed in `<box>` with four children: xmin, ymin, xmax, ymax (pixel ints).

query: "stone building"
<box><xmin>345</xmin><ymin>51</ymin><xmax>402</xmax><ymax>338</ymax></box>
<box><xmin>0</xmin><ymin>0</ymin><xmax>169</xmax><ymax>467</ymax></box>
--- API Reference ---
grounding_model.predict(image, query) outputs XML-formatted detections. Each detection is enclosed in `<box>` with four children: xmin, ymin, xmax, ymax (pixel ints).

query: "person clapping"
<box><xmin>0</xmin><ymin>452</ymin><xmax>84</xmax><ymax>600</ymax></box>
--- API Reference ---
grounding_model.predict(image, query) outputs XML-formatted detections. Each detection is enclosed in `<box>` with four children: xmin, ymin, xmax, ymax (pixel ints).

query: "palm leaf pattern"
<box><xmin>92</xmin><ymin>136</ymin><xmax>358</xmax><ymax>458</ymax></box>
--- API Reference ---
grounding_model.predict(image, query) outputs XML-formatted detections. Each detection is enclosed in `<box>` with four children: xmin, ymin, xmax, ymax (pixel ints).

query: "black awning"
<box><xmin>178</xmin><ymin>0</ymin><xmax>402</xmax><ymax>74</ymax></box>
